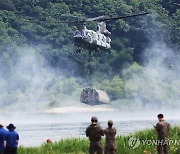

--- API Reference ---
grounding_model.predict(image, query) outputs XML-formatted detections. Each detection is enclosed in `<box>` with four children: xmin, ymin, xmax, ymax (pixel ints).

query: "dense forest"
<box><xmin>0</xmin><ymin>0</ymin><xmax>179</xmax><ymax>110</ymax></box>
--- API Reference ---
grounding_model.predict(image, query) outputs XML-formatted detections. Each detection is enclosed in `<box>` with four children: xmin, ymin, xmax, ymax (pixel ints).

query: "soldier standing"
<box><xmin>155</xmin><ymin>114</ymin><xmax>170</xmax><ymax>154</ymax></box>
<box><xmin>86</xmin><ymin>116</ymin><xmax>104</xmax><ymax>154</ymax></box>
<box><xmin>104</xmin><ymin>120</ymin><xmax>117</xmax><ymax>154</ymax></box>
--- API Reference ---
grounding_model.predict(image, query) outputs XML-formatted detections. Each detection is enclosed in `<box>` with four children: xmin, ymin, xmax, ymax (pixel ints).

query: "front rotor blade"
<box><xmin>87</xmin><ymin>16</ymin><xmax>105</xmax><ymax>21</ymax></box>
<box><xmin>100</xmin><ymin>12</ymin><xmax>149</xmax><ymax>22</ymax></box>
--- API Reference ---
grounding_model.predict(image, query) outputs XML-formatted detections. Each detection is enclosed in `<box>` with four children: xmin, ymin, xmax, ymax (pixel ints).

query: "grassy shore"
<box><xmin>18</xmin><ymin>126</ymin><xmax>180</xmax><ymax>154</ymax></box>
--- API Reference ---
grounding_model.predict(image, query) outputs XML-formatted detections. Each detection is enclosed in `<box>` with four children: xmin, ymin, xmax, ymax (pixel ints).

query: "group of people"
<box><xmin>0</xmin><ymin>113</ymin><xmax>170</xmax><ymax>154</ymax></box>
<box><xmin>86</xmin><ymin>116</ymin><xmax>117</xmax><ymax>154</ymax></box>
<box><xmin>0</xmin><ymin>123</ymin><xmax>19</xmax><ymax>154</ymax></box>
<box><xmin>86</xmin><ymin>114</ymin><xmax>170</xmax><ymax>154</ymax></box>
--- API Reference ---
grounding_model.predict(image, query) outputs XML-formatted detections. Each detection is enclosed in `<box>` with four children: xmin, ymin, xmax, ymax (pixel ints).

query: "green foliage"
<box><xmin>47</xmin><ymin>77</ymin><xmax>82</xmax><ymax>106</ymax></box>
<box><xmin>98</xmin><ymin>76</ymin><xmax>125</xmax><ymax>100</ymax></box>
<box><xmin>0</xmin><ymin>0</ymin><xmax>15</xmax><ymax>11</ymax></box>
<box><xmin>171</xmin><ymin>9</ymin><xmax>180</xmax><ymax>47</ymax></box>
<box><xmin>49</xmin><ymin>77</ymin><xmax>80</xmax><ymax>95</ymax></box>
<box><xmin>123</xmin><ymin>62</ymin><xmax>144</xmax><ymax>80</ymax></box>
<box><xmin>0</xmin><ymin>0</ymin><xmax>179</xmax><ymax>78</ymax></box>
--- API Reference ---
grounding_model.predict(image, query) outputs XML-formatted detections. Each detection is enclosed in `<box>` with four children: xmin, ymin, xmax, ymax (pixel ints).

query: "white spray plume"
<box><xmin>0</xmin><ymin>47</ymin><xmax>82</xmax><ymax>113</ymax></box>
<box><xmin>121</xmin><ymin>41</ymin><xmax>180</xmax><ymax>110</ymax></box>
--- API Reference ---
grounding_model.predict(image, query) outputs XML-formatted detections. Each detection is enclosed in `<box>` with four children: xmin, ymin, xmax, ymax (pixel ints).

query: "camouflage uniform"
<box><xmin>104</xmin><ymin>121</ymin><xmax>117</xmax><ymax>154</ymax></box>
<box><xmin>86</xmin><ymin>117</ymin><xmax>104</xmax><ymax>154</ymax></box>
<box><xmin>155</xmin><ymin>120</ymin><xmax>170</xmax><ymax>154</ymax></box>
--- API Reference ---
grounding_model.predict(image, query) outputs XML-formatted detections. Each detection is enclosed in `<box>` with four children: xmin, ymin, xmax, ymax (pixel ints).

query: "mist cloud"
<box><xmin>0</xmin><ymin>47</ymin><xmax>82</xmax><ymax>113</ymax></box>
<box><xmin>121</xmin><ymin>41</ymin><xmax>180</xmax><ymax>109</ymax></box>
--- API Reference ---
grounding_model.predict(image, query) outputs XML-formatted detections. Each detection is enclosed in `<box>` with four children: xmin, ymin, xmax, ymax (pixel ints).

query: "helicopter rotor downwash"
<box><xmin>60</xmin><ymin>12</ymin><xmax>149</xmax><ymax>54</ymax></box>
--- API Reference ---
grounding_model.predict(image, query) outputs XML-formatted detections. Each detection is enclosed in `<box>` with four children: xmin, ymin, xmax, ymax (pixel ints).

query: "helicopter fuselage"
<box><xmin>74</xmin><ymin>24</ymin><xmax>111</xmax><ymax>52</ymax></box>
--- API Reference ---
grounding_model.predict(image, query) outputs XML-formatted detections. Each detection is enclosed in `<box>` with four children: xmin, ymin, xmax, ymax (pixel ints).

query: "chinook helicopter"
<box><xmin>14</xmin><ymin>12</ymin><xmax>148</xmax><ymax>54</ymax></box>
<box><xmin>61</xmin><ymin>12</ymin><xmax>149</xmax><ymax>54</ymax></box>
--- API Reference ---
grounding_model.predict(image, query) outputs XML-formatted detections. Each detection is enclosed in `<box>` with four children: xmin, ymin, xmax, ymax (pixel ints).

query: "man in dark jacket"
<box><xmin>155</xmin><ymin>114</ymin><xmax>170</xmax><ymax>154</ymax></box>
<box><xmin>104</xmin><ymin>120</ymin><xmax>117</xmax><ymax>154</ymax></box>
<box><xmin>5</xmin><ymin>124</ymin><xmax>19</xmax><ymax>154</ymax></box>
<box><xmin>86</xmin><ymin>116</ymin><xmax>104</xmax><ymax>154</ymax></box>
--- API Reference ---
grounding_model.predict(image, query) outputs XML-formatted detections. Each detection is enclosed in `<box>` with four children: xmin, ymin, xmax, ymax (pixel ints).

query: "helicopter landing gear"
<box><xmin>76</xmin><ymin>47</ymin><xmax>81</xmax><ymax>53</ymax></box>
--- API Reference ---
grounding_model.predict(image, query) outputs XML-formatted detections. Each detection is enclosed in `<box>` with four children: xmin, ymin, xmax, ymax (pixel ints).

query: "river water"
<box><xmin>1</xmin><ymin>107</ymin><xmax>180</xmax><ymax>147</ymax></box>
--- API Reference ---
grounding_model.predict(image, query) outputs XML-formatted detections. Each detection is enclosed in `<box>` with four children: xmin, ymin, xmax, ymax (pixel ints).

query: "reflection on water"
<box><xmin>1</xmin><ymin>109</ymin><xmax>180</xmax><ymax>147</ymax></box>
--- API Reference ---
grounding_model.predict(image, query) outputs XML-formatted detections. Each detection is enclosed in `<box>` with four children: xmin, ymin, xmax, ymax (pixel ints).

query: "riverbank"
<box><xmin>18</xmin><ymin>126</ymin><xmax>180</xmax><ymax>154</ymax></box>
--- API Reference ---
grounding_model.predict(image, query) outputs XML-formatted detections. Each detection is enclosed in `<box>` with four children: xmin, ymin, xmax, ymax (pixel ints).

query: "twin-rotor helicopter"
<box><xmin>22</xmin><ymin>12</ymin><xmax>149</xmax><ymax>55</ymax></box>
<box><xmin>68</xmin><ymin>13</ymin><xmax>149</xmax><ymax>54</ymax></box>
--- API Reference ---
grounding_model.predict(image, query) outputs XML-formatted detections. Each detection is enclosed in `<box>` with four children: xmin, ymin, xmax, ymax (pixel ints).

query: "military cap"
<box><xmin>157</xmin><ymin>114</ymin><xmax>164</xmax><ymax>118</ymax></box>
<box><xmin>108</xmin><ymin>120</ymin><xmax>113</xmax><ymax>125</ymax></box>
